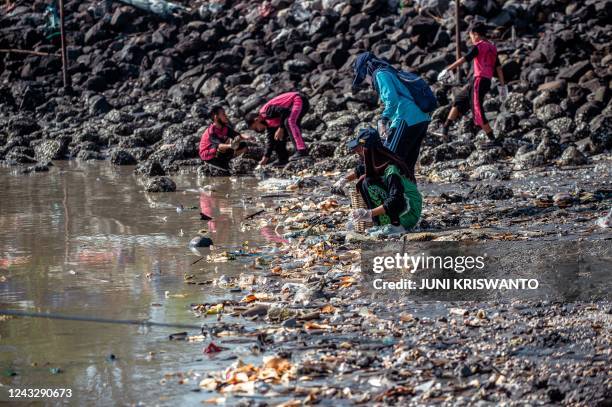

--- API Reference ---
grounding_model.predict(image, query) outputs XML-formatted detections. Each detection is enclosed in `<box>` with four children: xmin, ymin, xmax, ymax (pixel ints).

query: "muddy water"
<box><xmin>0</xmin><ymin>162</ymin><xmax>279</xmax><ymax>405</ymax></box>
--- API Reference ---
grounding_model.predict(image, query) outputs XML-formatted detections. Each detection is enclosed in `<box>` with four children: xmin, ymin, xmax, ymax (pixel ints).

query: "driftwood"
<box><xmin>0</xmin><ymin>48</ymin><xmax>61</xmax><ymax>57</ymax></box>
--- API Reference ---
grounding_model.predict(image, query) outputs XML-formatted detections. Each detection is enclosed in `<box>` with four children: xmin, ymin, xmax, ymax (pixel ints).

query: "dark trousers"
<box><xmin>265</xmin><ymin>130</ymin><xmax>289</xmax><ymax>163</ymax></box>
<box><xmin>384</xmin><ymin>120</ymin><xmax>429</xmax><ymax>181</ymax></box>
<box><xmin>205</xmin><ymin>142</ymin><xmax>247</xmax><ymax>170</ymax></box>
<box><xmin>453</xmin><ymin>77</ymin><xmax>492</xmax><ymax>126</ymax></box>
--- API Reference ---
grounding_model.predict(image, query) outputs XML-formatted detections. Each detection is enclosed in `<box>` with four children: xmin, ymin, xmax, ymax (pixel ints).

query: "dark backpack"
<box><xmin>374</xmin><ymin>67</ymin><xmax>438</xmax><ymax>113</ymax></box>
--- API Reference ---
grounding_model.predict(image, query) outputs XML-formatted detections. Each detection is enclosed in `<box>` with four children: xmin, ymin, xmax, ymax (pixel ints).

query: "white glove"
<box><xmin>351</xmin><ymin>208</ymin><xmax>372</xmax><ymax>222</ymax></box>
<box><xmin>230</xmin><ymin>137</ymin><xmax>241</xmax><ymax>150</ymax></box>
<box><xmin>331</xmin><ymin>176</ymin><xmax>348</xmax><ymax>195</ymax></box>
<box><xmin>498</xmin><ymin>85</ymin><xmax>508</xmax><ymax>101</ymax></box>
<box><xmin>437</xmin><ymin>68</ymin><xmax>449</xmax><ymax>82</ymax></box>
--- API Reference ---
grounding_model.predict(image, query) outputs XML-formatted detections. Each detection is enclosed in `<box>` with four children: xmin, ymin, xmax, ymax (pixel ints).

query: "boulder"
<box><xmin>501</xmin><ymin>93</ymin><xmax>532</xmax><ymax>113</ymax></box>
<box><xmin>197</xmin><ymin>162</ymin><xmax>230</xmax><ymax>177</ymax></box>
<box><xmin>135</xmin><ymin>160</ymin><xmax>166</xmax><ymax>177</ymax></box>
<box><xmin>547</xmin><ymin>117</ymin><xmax>574</xmax><ymax>136</ymax></box>
<box><xmin>309</xmin><ymin>142</ymin><xmax>337</xmax><ymax>159</ymax></box>
<box><xmin>199</xmin><ymin>76</ymin><xmax>225</xmax><ymax>97</ymax></box>
<box><xmin>558</xmin><ymin>145</ymin><xmax>587</xmax><ymax>166</ymax></box>
<box><xmin>556</xmin><ymin>61</ymin><xmax>592</xmax><ymax>82</ymax></box>
<box><xmin>88</xmin><ymin>95</ymin><xmax>111</xmax><ymax>116</ymax></box>
<box><xmin>110</xmin><ymin>149</ymin><xmax>137</xmax><ymax>165</ymax></box>
<box><xmin>589</xmin><ymin>115</ymin><xmax>612</xmax><ymax>151</ymax></box>
<box><xmin>230</xmin><ymin>156</ymin><xmax>258</xmax><ymax>175</ymax></box>
<box><xmin>535</xmin><ymin>104</ymin><xmax>564</xmax><ymax>122</ymax></box>
<box><xmin>493</xmin><ymin>112</ymin><xmax>520</xmax><ymax>135</ymax></box>
<box><xmin>76</xmin><ymin>150</ymin><xmax>104</xmax><ymax>161</ymax></box>
<box><xmin>34</xmin><ymin>138</ymin><xmax>70</xmax><ymax>161</ymax></box>
<box><xmin>145</xmin><ymin>176</ymin><xmax>177</xmax><ymax>192</ymax></box>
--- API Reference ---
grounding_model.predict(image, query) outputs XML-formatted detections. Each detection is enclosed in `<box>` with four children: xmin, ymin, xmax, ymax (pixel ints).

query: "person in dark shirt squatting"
<box><xmin>335</xmin><ymin>128</ymin><xmax>423</xmax><ymax>236</ymax></box>
<box><xmin>199</xmin><ymin>105</ymin><xmax>251</xmax><ymax>172</ymax></box>
<box><xmin>437</xmin><ymin>22</ymin><xmax>508</xmax><ymax>144</ymax></box>
<box><xmin>245</xmin><ymin>91</ymin><xmax>310</xmax><ymax>167</ymax></box>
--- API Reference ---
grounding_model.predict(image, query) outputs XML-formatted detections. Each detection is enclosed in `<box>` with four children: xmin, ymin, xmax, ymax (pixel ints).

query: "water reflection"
<box><xmin>0</xmin><ymin>162</ymin><xmax>270</xmax><ymax>405</ymax></box>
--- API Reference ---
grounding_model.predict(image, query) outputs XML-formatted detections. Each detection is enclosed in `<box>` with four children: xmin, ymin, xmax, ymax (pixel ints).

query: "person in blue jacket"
<box><xmin>352</xmin><ymin>52</ymin><xmax>430</xmax><ymax>181</ymax></box>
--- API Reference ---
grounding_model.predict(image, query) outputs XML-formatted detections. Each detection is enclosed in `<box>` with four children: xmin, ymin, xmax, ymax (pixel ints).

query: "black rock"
<box><xmin>110</xmin><ymin>149</ymin><xmax>137</xmax><ymax>165</ymax></box>
<box><xmin>309</xmin><ymin>142</ymin><xmax>336</xmax><ymax>159</ymax></box>
<box><xmin>34</xmin><ymin>138</ymin><xmax>70</xmax><ymax>161</ymax></box>
<box><xmin>547</xmin><ymin>388</ymin><xmax>565</xmax><ymax>403</ymax></box>
<box><xmin>590</xmin><ymin>115</ymin><xmax>612</xmax><ymax>151</ymax></box>
<box><xmin>135</xmin><ymin>160</ymin><xmax>165</xmax><ymax>177</ymax></box>
<box><xmin>535</xmin><ymin>104</ymin><xmax>564</xmax><ymax>122</ymax></box>
<box><xmin>197</xmin><ymin>162</ymin><xmax>230</xmax><ymax>177</ymax></box>
<box><xmin>536</xmin><ymin>136</ymin><xmax>562</xmax><ymax>160</ymax></box>
<box><xmin>556</xmin><ymin>61</ymin><xmax>592</xmax><ymax>82</ymax></box>
<box><xmin>230</xmin><ymin>156</ymin><xmax>258</xmax><ymax>175</ymax></box>
<box><xmin>199</xmin><ymin>76</ymin><xmax>225</xmax><ymax>98</ymax></box>
<box><xmin>88</xmin><ymin>95</ymin><xmax>111</xmax><ymax>116</ymax></box>
<box><xmin>558</xmin><ymin>145</ymin><xmax>587</xmax><ymax>166</ymax></box>
<box><xmin>493</xmin><ymin>112</ymin><xmax>520</xmax><ymax>135</ymax></box>
<box><xmin>145</xmin><ymin>176</ymin><xmax>176</xmax><ymax>193</ymax></box>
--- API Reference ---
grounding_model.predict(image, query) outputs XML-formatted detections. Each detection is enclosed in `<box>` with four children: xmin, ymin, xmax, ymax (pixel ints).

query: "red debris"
<box><xmin>203</xmin><ymin>342</ymin><xmax>223</xmax><ymax>354</ymax></box>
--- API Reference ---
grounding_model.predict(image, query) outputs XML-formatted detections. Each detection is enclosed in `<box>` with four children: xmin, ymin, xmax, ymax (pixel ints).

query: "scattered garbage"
<box><xmin>169</xmin><ymin>332</ymin><xmax>188</xmax><ymax>341</ymax></box>
<box><xmin>596</xmin><ymin>209</ymin><xmax>611</xmax><ymax>228</ymax></box>
<box><xmin>189</xmin><ymin>235</ymin><xmax>213</xmax><ymax>248</ymax></box>
<box><xmin>203</xmin><ymin>342</ymin><xmax>224</xmax><ymax>354</ymax></box>
<box><xmin>117</xmin><ymin>0</ymin><xmax>188</xmax><ymax>19</ymax></box>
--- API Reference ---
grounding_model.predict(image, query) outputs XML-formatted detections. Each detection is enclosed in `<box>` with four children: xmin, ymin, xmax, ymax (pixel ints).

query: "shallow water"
<box><xmin>0</xmin><ymin>161</ymin><xmax>280</xmax><ymax>405</ymax></box>
<box><xmin>0</xmin><ymin>160</ymin><xmax>609</xmax><ymax>405</ymax></box>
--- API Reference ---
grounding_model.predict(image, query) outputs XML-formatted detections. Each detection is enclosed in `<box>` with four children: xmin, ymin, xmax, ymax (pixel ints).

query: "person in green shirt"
<box><xmin>333</xmin><ymin>128</ymin><xmax>422</xmax><ymax>233</ymax></box>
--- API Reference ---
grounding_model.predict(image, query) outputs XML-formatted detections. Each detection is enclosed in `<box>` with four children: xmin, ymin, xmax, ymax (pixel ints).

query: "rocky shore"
<box><xmin>160</xmin><ymin>169</ymin><xmax>610</xmax><ymax>405</ymax></box>
<box><xmin>1</xmin><ymin>1</ymin><xmax>610</xmax><ymax>404</ymax></box>
<box><xmin>1</xmin><ymin>0</ymin><xmax>610</xmax><ymax>180</ymax></box>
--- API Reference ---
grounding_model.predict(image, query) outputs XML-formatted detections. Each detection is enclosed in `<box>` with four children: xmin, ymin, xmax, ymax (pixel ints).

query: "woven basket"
<box><xmin>349</xmin><ymin>186</ymin><xmax>373</xmax><ymax>233</ymax></box>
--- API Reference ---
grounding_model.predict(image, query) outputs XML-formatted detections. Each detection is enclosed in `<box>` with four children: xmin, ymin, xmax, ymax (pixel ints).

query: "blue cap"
<box><xmin>347</xmin><ymin>128</ymin><xmax>381</xmax><ymax>150</ymax></box>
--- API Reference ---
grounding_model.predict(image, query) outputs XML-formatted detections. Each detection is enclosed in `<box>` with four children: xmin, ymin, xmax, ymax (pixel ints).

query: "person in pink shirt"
<box><xmin>246</xmin><ymin>92</ymin><xmax>310</xmax><ymax>166</ymax></box>
<box><xmin>438</xmin><ymin>23</ymin><xmax>507</xmax><ymax>144</ymax></box>
<box><xmin>199</xmin><ymin>105</ymin><xmax>251</xmax><ymax>172</ymax></box>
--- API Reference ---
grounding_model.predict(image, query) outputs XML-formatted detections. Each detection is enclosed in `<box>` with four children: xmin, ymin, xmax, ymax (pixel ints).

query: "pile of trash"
<box><xmin>154</xmin><ymin>174</ymin><xmax>612</xmax><ymax>404</ymax></box>
<box><xmin>0</xmin><ymin>0</ymin><xmax>609</xmax><ymax>179</ymax></box>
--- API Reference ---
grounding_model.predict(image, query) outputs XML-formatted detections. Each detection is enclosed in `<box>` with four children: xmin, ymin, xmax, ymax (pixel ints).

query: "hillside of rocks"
<box><xmin>0</xmin><ymin>0</ymin><xmax>610</xmax><ymax>179</ymax></box>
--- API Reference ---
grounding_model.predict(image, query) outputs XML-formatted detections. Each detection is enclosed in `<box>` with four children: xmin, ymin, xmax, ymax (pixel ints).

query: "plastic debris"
<box><xmin>117</xmin><ymin>0</ymin><xmax>188</xmax><ymax>19</ymax></box>
<box><xmin>204</xmin><ymin>342</ymin><xmax>224</xmax><ymax>354</ymax></box>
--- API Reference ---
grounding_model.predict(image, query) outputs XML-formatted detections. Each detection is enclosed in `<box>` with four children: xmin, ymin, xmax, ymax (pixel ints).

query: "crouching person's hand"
<box><xmin>331</xmin><ymin>177</ymin><xmax>348</xmax><ymax>196</ymax></box>
<box><xmin>351</xmin><ymin>208</ymin><xmax>372</xmax><ymax>222</ymax></box>
<box><xmin>274</xmin><ymin>128</ymin><xmax>284</xmax><ymax>141</ymax></box>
